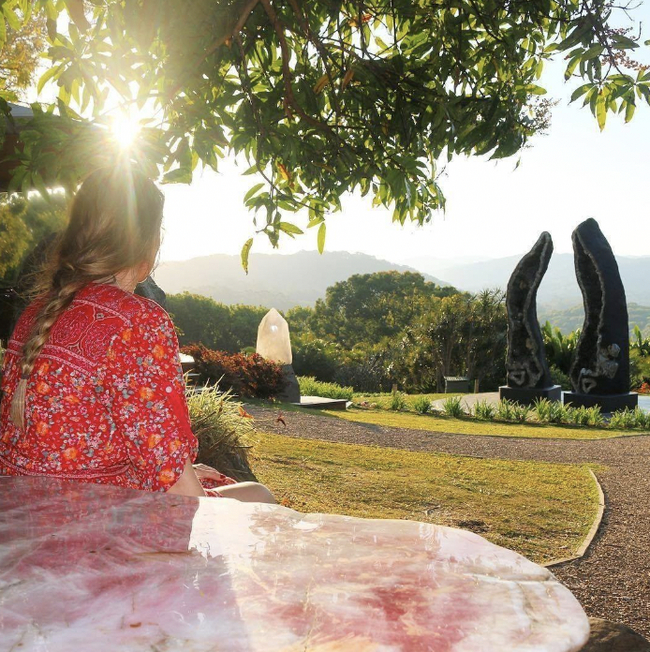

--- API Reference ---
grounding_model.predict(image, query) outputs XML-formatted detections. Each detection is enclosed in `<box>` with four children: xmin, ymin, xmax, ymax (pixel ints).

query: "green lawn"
<box><xmin>352</xmin><ymin>392</ymin><xmax>452</xmax><ymax>409</ymax></box>
<box><xmin>332</xmin><ymin>407</ymin><xmax>638</xmax><ymax>440</ymax></box>
<box><xmin>251</xmin><ymin>432</ymin><xmax>601</xmax><ymax>564</ymax></box>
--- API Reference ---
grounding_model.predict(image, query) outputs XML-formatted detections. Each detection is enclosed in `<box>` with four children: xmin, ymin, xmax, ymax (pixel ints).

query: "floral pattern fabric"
<box><xmin>0</xmin><ymin>283</ymin><xmax>235</xmax><ymax>494</ymax></box>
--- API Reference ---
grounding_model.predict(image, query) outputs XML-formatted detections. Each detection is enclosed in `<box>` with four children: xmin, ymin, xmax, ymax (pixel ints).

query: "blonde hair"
<box><xmin>10</xmin><ymin>167</ymin><xmax>164</xmax><ymax>430</ymax></box>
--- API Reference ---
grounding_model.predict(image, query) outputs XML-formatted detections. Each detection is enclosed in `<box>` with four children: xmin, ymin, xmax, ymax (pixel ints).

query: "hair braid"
<box><xmin>9</xmin><ymin>166</ymin><xmax>164</xmax><ymax>431</ymax></box>
<box><xmin>10</xmin><ymin>274</ymin><xmax>84</xmax><ymax>430</ymax></box>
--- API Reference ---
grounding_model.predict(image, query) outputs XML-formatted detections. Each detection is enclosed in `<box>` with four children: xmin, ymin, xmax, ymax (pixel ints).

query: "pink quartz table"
<box><xmin>0</xmin><ymin>477</ymin><xmax>590</xmax><ymax>651</ymax></box>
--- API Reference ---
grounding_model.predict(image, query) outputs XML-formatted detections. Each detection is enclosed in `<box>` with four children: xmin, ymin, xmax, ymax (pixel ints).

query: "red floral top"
<box><xmin>0</xmin><ymin>283</ymin><xmax>235</xmax><ymax>494</ymax></box>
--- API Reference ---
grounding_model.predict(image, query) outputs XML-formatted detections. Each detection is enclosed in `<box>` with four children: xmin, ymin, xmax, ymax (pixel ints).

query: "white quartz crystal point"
<box><xmin>256</xmin><ymin>308</ymin><xmax>292</xmax><ymax>365</ymax></box>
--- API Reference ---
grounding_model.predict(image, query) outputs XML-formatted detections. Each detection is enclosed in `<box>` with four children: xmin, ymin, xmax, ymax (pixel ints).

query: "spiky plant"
<box><xmin>472</xmin><ymin>399</ymin><xmax>496</xmax><ymax>420</ymax></box>
<box><xmin>442</xmin><ymin>395</ymin><xmax>465</xmax><ymax>418</ymax></box>
<box><xmin>412</xmin><ymin>395</ymin><xmax>432</xmax><ymax>415</ymax></box>
<box><xmin>187</xmin><ymin>384</ymin><xmax>258</xmax><ymax>481</ymax></box>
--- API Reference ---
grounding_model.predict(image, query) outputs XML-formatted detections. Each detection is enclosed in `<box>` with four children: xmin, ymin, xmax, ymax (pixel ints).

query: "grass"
<box><xmin>250</xmin><ymin>432</ymin><xmax>601</xmax><ymax>564</ymax></box>
<box><xmin>331</xmin><ymin>408</ymin><xmax>637</xmax><ymax>440</ymax></box>
<box><xmin>298</xmin><ymin>376</ymin><xmax>354</xmax><ymax>400</ymax></box>
<box><xmin>353</xmin><ymin>392</ymin><xmax>451</xmax><ymax>410</ymax></box>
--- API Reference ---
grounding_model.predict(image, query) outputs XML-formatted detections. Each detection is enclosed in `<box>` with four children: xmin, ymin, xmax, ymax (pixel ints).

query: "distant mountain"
<box><xmin>154</xmin><ymin>251</ymin><xmax>449</xmax><ymax>310</ymax></box>
<box><xmin>410</xmin><ymin>253</ymin><xmax>650</xmax><ymax>310</ymax></box>
<box><xmin>539</xmin><ymin>303</ymin><xmax>650</xmax><ymax>335</ymax></box>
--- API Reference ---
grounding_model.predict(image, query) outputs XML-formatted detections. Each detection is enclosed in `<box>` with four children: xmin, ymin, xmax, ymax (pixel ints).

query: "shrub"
<box><xmin>637</xmin><ymin>381</ymin><xmax>650</xmax><ymax>395</ymax></box>
<box><xmin>534</xmin><ymin>398</ymin><xmax>567</xmax><ymax>424</ymax></box>
<box><xmin>182</xmin><ymin>344</ymin><xmax>286</xmax><ymax>399</ymax></box>
<box><xmin>609</xmin><ymin>407</ymin><xmax>638</xmax><ymax>430</ymax></box>
<box><xmin>566</xmin><ymin>406</ymin><xmax>591</xmax><ymax>427</ymax></box>
<box><xmin>533</xmin><ymin>398</ymin><xmax>552</xmax><ymax>423</ymax></box>
<box><xmin>292</xmin><ymin>337</ymin><xmax>341</xmax><ymax>382</ymax></box>
<box><xmin>334</xmin><ymin>355</ymin><xmax>391</xmax><ymax>393</ymax></box>
<box><xmin>549</xmin><ymin>364</ymin><xmax>572</xmax><ymax>390</ymax></box>
<box><xmin>495</xmin><ymin>399</ymin><xmax>516</xmax><ymax>421</ymax></box>
<box><xmin>411</xmin><ymin>395</ymin><xmax>433</xmax><ymax>414</ymax></box>
<box><xmin>297</xmin><ymin>376</ymin><xmax>354</xmax><ymax>400</ymax></box>
<box><xmin>609</xmin><ymin>407</ymin><xmax>648</xmax><ymax>430</ymax></box>
<box><xmin>585</xmin><ymin>406</ymin><xmax>604</xmax><ymax>427</ymax></box>
<box><xmin>390</xmin><ymin>391</ymin><xmax>408</xmax><ymax>411</ymax></box>
<box><xmin>472</xmin><ymin>399</ymin><xmax>495</xmax><ymax>420</ymax></box>
<box><xmin>511</xmin><ymin>402</ymin><xmax>531</xmax><ymax>423</ymax></box>
<box><xmin>187</xmin><ymin>384</ymin><xmax>257</xmax><ymax>481</ymax></box>
<box><xmin>442</xmin><ymin>395</ymin><xmax>465</xmax><ymax>418</ymax></box>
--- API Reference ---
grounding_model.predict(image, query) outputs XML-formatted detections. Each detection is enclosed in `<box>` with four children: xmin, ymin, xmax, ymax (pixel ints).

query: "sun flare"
<box><xmin>110</xmin><ymin>112</ymin><xmax>140</xmax><ymax>149</ymax></box>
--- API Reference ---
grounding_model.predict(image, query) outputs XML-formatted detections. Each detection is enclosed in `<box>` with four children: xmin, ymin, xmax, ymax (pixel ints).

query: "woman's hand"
<box><xmin>167</xmin><ymin>459</ymin><xmax>206</xmax><ymax>497</ymax></box>
<box><xmin>193</xmin><ymin>463</ymin><xmax>227</xmax><ymax>482</ymax></box>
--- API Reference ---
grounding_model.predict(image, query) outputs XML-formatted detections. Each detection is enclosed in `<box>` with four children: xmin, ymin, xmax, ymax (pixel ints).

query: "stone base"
<box><xmin>499</xmin><ymin>385</ymin><xmax>562</xmax><ymax>406</ymax></box>
<box><xmin>293</xmin><ymin>396</ymin><xmax>348</xmax><ymax>411</ymax></box>
<box><xmin>563</xmin><ymin>392</ymin><xmax>638</xmax><ymax>412</ymax></box>
<box><xmin>277</xmin><ymin>364</ymin><xmax>301</xmax><ymax>403</ymax></box>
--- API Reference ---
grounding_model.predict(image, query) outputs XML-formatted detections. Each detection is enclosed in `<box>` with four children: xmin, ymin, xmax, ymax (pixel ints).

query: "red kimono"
<box><xmin>0</xmin><ymin>283</ymin><xmax>235</xmax><ymax>494</ymax></box>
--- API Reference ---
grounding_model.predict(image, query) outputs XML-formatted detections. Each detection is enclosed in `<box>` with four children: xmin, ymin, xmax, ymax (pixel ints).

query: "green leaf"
<box><xmin>162</xmin><ymin>167</ymin><xmax>192</xmax><ymax>184</ymax></box>
<box><xmin>524</xmin><ymin>84</ymin><xmax>546</xmax><ymax>95</ymax></box>
<box><xmin>37</xmin><ymin>65</ymin><xmax>62</xmax><ymax>95</ymax></box>
<box><xmin>570</xmin><ymin>83</ymin><xmax>592</xmax><ymax>103</ymax></box>
<box><xmin>625</xmin><ymin>100</ymin><xmax>636</xmax><ymax>123</ymax></box>
<box><xmin>241</xmin><ymin>238</ymin><xmax>253</xmax><ymax>274</ymax></box>
<box><xmin>278</xmin><ymin>222</ymin><xmax>304</xmax><ymax>236</ymax></box>
<box><xmin>596</xmin><ymin>95</ymin><xmax>607</xmax><ymax>131</ymax></box>
<box><xmin>611</xmin><ymin>34</ymin><xmax>639</xmax><ymax>50</ymax></box>
<box><xmin>317</xmin><ymin>222</ymin><xmax>326</xmax><ymax>254</ymax></box>
<box><xmin>564</xmin><ymin>54</ymin><xmax>581</xmax><ymax>80</ymax></box>
<box><xmin>0</xmin><ymin>13</ymin><xmax>6</xmax><ymax>49</ymax></box>
<box><xmin>4</xmin><ymin>8</ymin><xmax>20</xmax><ymax>30</ymax></box>
<box><xmin>581</xmin><ymin>44</ymin><xmax>604</xmax><ymax>59</ymax></box>
<box><xmin>243</xmin><ymin>182</ymin><xmax>265</xmax><ymax>203</ymax></box>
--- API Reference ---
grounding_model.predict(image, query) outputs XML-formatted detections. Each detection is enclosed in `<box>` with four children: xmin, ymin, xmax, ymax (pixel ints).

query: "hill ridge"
<box><xmin>155</xmin><ymin>250</ymin><xmax>449</xmax><ymax>311</ymax></box>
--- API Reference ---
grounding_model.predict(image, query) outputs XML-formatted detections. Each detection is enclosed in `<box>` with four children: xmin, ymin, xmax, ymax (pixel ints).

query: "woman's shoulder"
<box><xmin>79</xmin><ymin>283</ymin><xmax>172</xmax><ymax>326</ymax></box>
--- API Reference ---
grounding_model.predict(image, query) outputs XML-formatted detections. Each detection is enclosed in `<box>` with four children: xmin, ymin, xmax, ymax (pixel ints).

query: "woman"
<box><xmin>0</xmin><ymin>167</ymin><xmax>274</xmax><ymax>502</ymax></box>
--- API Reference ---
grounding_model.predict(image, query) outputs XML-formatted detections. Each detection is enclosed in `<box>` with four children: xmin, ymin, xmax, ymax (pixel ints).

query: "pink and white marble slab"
<box><xmin>0</xmin><ymin>477</ymin><xmax>589</xmax><ymax>651</ymax></box>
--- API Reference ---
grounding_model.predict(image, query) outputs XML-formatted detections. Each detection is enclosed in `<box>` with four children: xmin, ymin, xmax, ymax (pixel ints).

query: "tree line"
<box><xmin>169</xmin><ymin>272</ymin><xmax>508</xmax><ymax>393</ymax></box>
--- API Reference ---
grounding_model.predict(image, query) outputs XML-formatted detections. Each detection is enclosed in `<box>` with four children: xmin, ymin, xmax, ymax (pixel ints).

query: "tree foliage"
<box><xmin>0</xmin><ymin>10</ymin><xmax>47</xmax><ymax>101</ymax></box>
<box><xmin>167</xmin><ymin>292</ymin><xmax>268</xmax><ymax>352</ymax></box>
<box><xmin>395</xmin><ymin>289</ymin><xmax>507</xmax><ymax>391</ymax></box>
<box><xmin>308</xmin><ymin>270</ymin><xmax>455</xmax><ymax>348</ymax></box>
<box><xmin>1</xmin><ymin>0</ymin><xmax>648</xmax><ymax>257</ymax></box>
<box><xmin>0</xmin><ymin>192</ymin><xmax>67</xmax><ymax>283</ymax></box>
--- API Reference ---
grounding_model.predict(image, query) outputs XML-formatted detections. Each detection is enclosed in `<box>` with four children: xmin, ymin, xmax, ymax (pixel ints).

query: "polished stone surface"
<box><xmin>0</xmin><ymin>477</ymin><xmax>590</xmax><ymax>651</ymax></box>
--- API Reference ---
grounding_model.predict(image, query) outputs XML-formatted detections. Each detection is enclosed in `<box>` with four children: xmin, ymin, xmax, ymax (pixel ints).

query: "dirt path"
<box><xmin>248</xmin><ymin>406</ymin><xmax>650</xmax><ymax>638</ymax></box>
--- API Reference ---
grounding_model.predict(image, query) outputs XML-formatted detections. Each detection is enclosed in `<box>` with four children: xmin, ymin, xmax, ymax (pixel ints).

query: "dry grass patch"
<box><xmin>251</xmin><ymin>432</ymin><xmax>601</xmax><ymax>564</ymax></box>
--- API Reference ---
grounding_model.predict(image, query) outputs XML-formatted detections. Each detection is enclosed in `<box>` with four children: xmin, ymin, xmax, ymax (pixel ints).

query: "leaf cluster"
<box><xmin>1</xmin><ymin>0</ymin><xmax>648</xmax><ymax>256</ymax></box>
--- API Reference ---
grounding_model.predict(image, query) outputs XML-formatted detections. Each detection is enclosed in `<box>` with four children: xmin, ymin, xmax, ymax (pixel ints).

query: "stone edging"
<box><xmin>545</xmin><ymin>469</ymin><xmax>606</xmax><ymax>569</ymax></box>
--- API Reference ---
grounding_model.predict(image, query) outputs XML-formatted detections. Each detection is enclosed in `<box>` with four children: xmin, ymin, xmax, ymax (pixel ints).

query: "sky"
<box><xmin>139</xmin><ymin>5</ymin><xmax>650</xmax><ymax>267</ymax></box>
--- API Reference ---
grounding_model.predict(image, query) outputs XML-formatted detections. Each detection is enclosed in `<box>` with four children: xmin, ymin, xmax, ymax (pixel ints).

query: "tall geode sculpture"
<box><xmin>499</xmin><ymin>232</ymin><xmax>561</xmax><ymax>405</ymax></box>
<box><xmin>256</xmin><ymin>308</ymin><xmax>300</xmax><ymax>403</ymax></box>
<box><xmin>564</xmin><ymin>219</ymin><xmax>637</xmax><ymax>411</ymax></box>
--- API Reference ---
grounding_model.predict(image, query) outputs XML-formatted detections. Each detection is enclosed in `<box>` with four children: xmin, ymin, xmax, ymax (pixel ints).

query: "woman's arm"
<box><xmin>167</xmin><ymin>458</ymin><xmax>206</xmax><ymax>497</ymax></box>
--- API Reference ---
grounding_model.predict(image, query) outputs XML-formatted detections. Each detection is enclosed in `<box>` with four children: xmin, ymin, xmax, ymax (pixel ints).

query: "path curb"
<box><xmin>545</xmin><ymin>469</ymin><xmax>606</xmax><ymax>569</ymax></box>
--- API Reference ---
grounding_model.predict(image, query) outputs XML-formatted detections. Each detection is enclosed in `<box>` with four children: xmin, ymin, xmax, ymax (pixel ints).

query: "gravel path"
<box><xmin>249</xmin><ymin>406</ymin><xmax>650</xmax><ymax>638</ymax></box>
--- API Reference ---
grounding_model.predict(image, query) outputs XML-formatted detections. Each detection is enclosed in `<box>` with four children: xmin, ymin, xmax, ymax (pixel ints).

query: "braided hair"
<box><xmin>10</xmin><ymin>167</ymin><xmax>164</xmax><ymax>430</ymax></box>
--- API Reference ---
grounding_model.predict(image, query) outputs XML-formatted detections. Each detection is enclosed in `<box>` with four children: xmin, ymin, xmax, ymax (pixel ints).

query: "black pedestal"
<box><xmin>563</xmin><ymin>392</ymin><xmax>638</xmax><ymax>412</ymax></box>
<box><xmin>499</xmin><ymin>385</ymin><xmax>562</xmax><ymax>406</ymax></box>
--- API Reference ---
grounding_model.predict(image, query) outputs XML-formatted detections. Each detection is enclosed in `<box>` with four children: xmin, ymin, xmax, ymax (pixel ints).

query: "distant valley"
<box><xmin>155</xmin><ymin>250</ymin><xmax>650</xmax><ymax>334</ymax></box>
